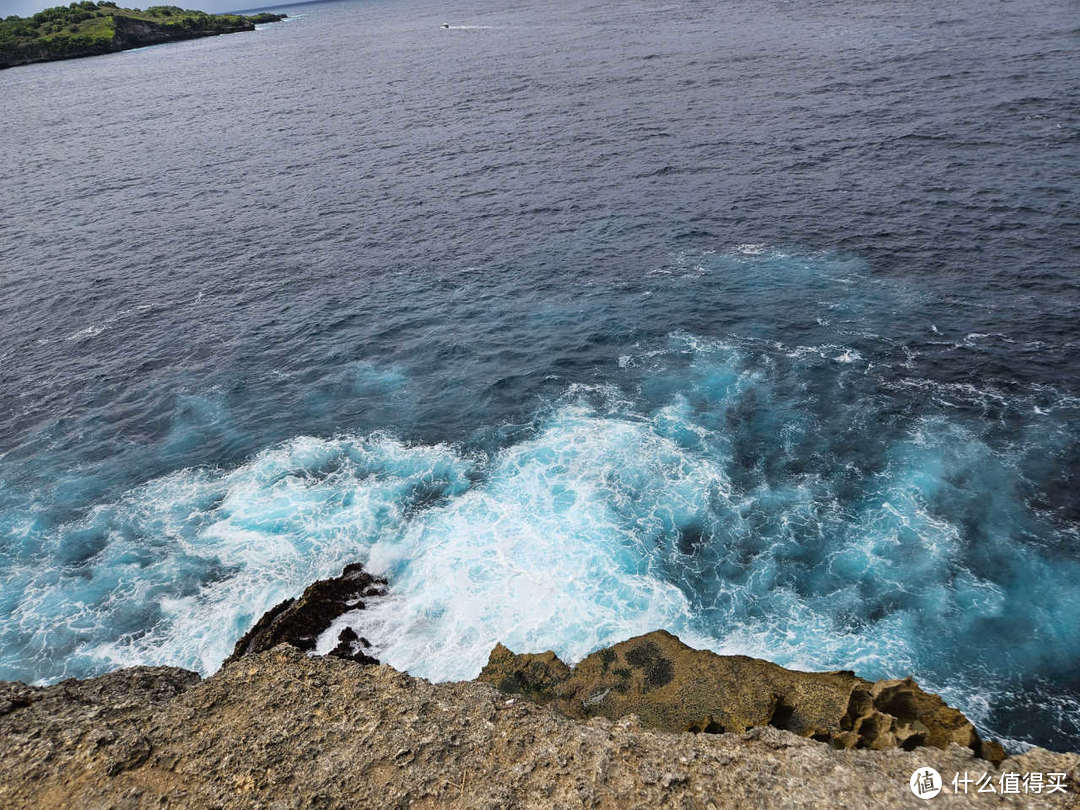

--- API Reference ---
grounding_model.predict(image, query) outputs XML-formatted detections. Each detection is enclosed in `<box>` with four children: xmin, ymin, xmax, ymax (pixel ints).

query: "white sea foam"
<box><xmin>4</xmin><ymin>325</ymin><xmax>1078</xmax><ymax>750</ymax></box>
<box><xmin>356</xmin><ymin>402</ymin><xmax>727</xmax><ymax>678</ymax></box>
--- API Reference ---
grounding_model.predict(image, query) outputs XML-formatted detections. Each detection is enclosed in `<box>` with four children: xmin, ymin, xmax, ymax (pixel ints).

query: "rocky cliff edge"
<box><xmin>1</xmin><ymin>645</ymin><xmax>1078</xmax><ymax>809</ymax></box>
<box><xmin>2</xmin><ymin>563</ymin><xmax>1077</xmax><ymax>808</ymax></box>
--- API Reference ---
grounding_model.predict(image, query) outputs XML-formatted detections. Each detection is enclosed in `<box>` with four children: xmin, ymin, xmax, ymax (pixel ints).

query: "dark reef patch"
<box><xmin>224</xmin><ymin>563</ymin><xmax>386</xmax><ymax>667</ymax></box>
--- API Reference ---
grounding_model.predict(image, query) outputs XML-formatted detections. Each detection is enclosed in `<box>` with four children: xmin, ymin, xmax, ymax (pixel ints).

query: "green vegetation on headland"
<box><xmin>0</xmin><ymin>2</ymin><xmax>286</xmax><ymax>69</ymax></box>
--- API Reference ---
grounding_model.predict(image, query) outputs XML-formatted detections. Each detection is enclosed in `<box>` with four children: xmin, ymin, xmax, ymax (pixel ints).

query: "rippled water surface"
<box><xmin>1</xmin><ymin>0</ymin><xmax>1078</xmax><ymax>750</ymax></box>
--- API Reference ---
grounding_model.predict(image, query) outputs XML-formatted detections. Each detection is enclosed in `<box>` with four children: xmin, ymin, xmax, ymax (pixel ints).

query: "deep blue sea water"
<box><xmin>1</xmin><ymin>0</ymin><xmax>1078</xmax><ymax>751</ymax></box>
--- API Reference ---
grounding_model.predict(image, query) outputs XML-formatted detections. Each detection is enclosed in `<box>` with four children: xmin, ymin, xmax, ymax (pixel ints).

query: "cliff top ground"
<box><xmin>2</xmin><ymin>644</ymin><xmax>1077</xmax><ymax>809</ymax></box>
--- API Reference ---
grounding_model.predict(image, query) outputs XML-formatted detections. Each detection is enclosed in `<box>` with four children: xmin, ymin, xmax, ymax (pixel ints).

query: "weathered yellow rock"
<box><xmin>478</xmin><ymin>629</ymin><xmax>1005</xmax><ymax>763</ymax></box>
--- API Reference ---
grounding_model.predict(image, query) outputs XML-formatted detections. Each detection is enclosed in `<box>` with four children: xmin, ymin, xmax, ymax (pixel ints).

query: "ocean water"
<box><xmin>1</xmin><ymin>0</ymin><xmax>1078</xmax><ymax>752</ymax></box>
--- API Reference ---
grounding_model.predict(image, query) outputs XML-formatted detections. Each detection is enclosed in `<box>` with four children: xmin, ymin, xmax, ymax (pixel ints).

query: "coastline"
<box><xmin>0</xmin><ymin>8</ymin><xmax>286</xmax><ymax>70</ymax></box>
<box><xmin>2</xmin><ymin>0</ymin><xmax>1076</xmax><ymax>803</ymax></box>
<box><xmin>6</xmin><ymin>563</ymin><xmax>1073</xmax><ymax>807</ymax></box>
<box><xmin>215</xmin><ymin>564</ymin><xmax>1012</xmax><ymax>761</ymax></box>
<box><xmin>2</xmin><ymin>644</ymin><xmax>1077</xmax><ymax>808</ymax></box>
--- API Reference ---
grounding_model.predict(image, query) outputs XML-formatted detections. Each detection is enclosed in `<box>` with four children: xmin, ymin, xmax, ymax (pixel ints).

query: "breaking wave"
<box><xmin>1</xmin><ymin>248</ymin><xmax>1077</xmax><ymax>752</ymax></box>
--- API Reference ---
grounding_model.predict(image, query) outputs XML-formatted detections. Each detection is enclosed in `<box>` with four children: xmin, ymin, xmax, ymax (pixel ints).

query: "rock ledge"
<box><xmin>1</xmin><ymin>646</ymin><xmax>1076</xmax><ymax>809</ymax></box>
<box><xmin>479</xmin><ymin>630</ymin><xmax>1006</xmax><ymax>763</ymax></box>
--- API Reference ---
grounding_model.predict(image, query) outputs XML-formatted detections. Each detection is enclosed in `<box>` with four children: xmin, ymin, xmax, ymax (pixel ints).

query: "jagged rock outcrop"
<box><xmin>2</xmin><ymin>565</ymin><xmax>1070</xmax><ymax>807</ymax></box>
<box><xmin>478</xmin><ymin>630</ymin><xmax>1007</xmax><ymax>763</ymax></box>
<box><xmin>224</xmin><ymin>562</ymin><xmax>386</xmax><ymax>666</ymax></box>
<box><xmin>227</xmin><ymin>571</ymin><xmax>1005</xmax><ymax>764</ymax></box>
<box><xmin>0</xmin><ymin>645</ymin><xmax>1075</xmax><ymax>809</ymax></box>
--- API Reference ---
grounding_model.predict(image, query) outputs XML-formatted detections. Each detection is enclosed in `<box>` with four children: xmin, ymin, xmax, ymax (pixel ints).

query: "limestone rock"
<box><xmin>485</xmin><ymin>642</ymin><xmax>572</xmax><ymax>698</ymax></box>
<box><xmin>1</xmin><ymin>646</ymin><xmax>1075</xmax><ymax>809</ymax></box>
<box><xmin>478</xmin><ymin>629</ymin><xmax>1005</xmax><ymax>762</ymax></box>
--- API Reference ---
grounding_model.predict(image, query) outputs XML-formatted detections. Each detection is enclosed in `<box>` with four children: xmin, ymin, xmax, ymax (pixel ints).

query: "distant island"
<box><xmin>0</xmin><ymin>2</ymin><xmax>286</xmax><ymax>69</ymax></box>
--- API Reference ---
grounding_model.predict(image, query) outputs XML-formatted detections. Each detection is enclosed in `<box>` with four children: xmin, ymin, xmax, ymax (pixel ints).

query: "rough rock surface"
<box><xmin>479</xmin><ymin>630</ymin><xmax>1006</xmax><ymax>763</ymax></box>
<box><xmin>224</xmin><ymin>562</ymin><xmax>386</xmax><ymax>666</ymax></box>
<box><xmin>0</xmin><ymin>645</ymin><xmax>1076</xmax><ymax>809</ymax></box>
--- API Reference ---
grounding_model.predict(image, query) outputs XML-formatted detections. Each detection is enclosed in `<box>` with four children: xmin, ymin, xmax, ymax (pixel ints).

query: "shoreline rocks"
<box><xmin>0</xmin><ymin>646</ymin><xmax>1076</xmax><ymax>809</ymax></box>
<box><xmin>478</xmin><ymin>630</ymin><xmax>1006</xmax><ymax>763</ymax></box>
<box><xmin>2</xmin><ymin>568</ymin><xmax>1074</xmax><ymax>806</ymax></box>
<box><xmin>224</xmin><ymin>562</ymin><xmax>386</xmax><ymax>666</ymax></box>
<box><xmin>228</xmin><ymin>567</ymin><xmax>1007</xmax><ymax>764</ymax></box>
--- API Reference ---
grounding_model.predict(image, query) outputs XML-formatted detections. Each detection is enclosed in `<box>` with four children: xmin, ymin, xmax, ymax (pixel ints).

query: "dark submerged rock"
<box><xmin>224</xmin><ymin>562</ymin><xmax>387</xmax><ymax>667</ymax></box>
<box><xmin>330</xmin><ymin>626</ymin><xmax>379</xmax><ymax>666</ymax></box>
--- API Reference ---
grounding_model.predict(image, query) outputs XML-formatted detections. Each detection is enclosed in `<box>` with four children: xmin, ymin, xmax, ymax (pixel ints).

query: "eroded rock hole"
<box><xmin>842</xmin><ymin>687</ymin><xmax>873</xmax><ymax>731</ymax></box>
<box><xmin>876</xmin><ymin>689</ymin><xmax>918</xmax><ymax>723</ymax></box>
<box><xmin>901</xmin><ymin>734</ymin><xmax>925</xmax><ymax>751</ymax></box>
<box><xmin>768</xmin><ymin>697</ymin><xmax>797</xmax><ymax>732</ymax></box>
<box><xmin>855</xmin><ymin>715</ymin><xmax>881</xmax><ymax>748</ymax></box>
